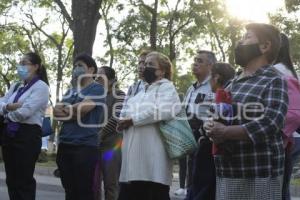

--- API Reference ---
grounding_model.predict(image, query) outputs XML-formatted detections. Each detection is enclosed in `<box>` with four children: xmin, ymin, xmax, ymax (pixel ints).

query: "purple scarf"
<box><xmin>6</xmin><ymin>77</ymin><xmax>40</xmax><ymax>137</ymax></box>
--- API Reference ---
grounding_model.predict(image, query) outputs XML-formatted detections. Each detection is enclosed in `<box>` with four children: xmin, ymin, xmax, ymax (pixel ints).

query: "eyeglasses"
<box><xmin>138</xmin><ymin>60</ymin><xmax>145</xmax><ymax>65</ymax></box>
<box><xmin>74</xmin><ymin>64</ymin><xmax>85</xmax><ymax>68</ymax></box>
<box><xmin>194</xmin><ymin>57</ymin><xmax>205</xmax><ymax>64</ymax></box>
<box><xmin>19</xmin><ymin>61</ymin><xmax>33</xmax><ymax>66</ymax></box>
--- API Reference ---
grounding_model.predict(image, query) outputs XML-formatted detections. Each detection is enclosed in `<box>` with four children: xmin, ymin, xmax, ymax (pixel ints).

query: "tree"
<box><xmin>99</xmin><ymin>0</ymin><xmax>118</xmax><ymax>68</ymax></box>
<box><xmin>54</xmin><ymin>0</ymin><xmax>102</xmax><ymax>56</ymax></box>
<box><xmin>130</xmin><ymin>0</ymin><xmax>159</xmax><ymax>50</ymax></box>
<box><xmin>24</xmin><ymin>12</ymin><xmax>73</xmax><ymax>103</ymax></box>
<box><xmin>0</xmin><ymin>25</ymin><xmax>31</xmax><ymax>95</ymax></box>
<box><xmin>161</xmin><ymin>0</ymin><xmax>194</xmax><ymax>63</ymax></box>
<box><xmin>285</xmin><ymin>0</ymin><xmax>300</xmax><ymax>12</ymax></box>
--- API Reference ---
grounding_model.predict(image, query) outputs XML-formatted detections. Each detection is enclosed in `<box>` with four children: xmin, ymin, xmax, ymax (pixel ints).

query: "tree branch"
<box><xmin>174</xmin><ymin>0</ymin><xmax>181</xmax><ymax>13</ymax></box>
<box><xmin>60</xmin><ymin>16</ymin><xmax>70</xmax><ymax>45</ymax></box>
<box><xmin>25</xmin><ymin>14</ymin><xmax>59</xmax><ymax>48</ymax></box>
<box><xmin>206</xmin><ymin>11</ymin><xmax>226</xmax><ymax>61</ymax></box>
<box><xmin>53</xmin><ymin>0</ymin><xmax>74</xmax><ymax>30</ymax></box>
<box><xmin>21</xmin><ymin>26</ymin><xmax>39</xmax><ymax>52</ymax></box>
<box><xmin>172</xmin><ymin>16</ymin><xmax>193</xmax><ymax>39</ymax></box>
<box><xmin>130</xmin><ymin>0</ymin><xmax>155</xmax><ymax>14</ymax></box>
<box><xmin>62</xmin><ymin>43</ymin><xmax>74</xmax><ymax>70</ymax></box>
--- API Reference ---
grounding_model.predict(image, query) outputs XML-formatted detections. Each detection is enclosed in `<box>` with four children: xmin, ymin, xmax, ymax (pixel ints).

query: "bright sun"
<box><xmin>225</xmin><ymin>0</ymin><xmax>284</xmax><ymax>22</ymax></box>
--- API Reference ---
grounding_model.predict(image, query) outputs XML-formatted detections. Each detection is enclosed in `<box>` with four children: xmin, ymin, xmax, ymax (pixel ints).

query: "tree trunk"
<box><xmin>103</xmin><ymin>9</ymin><xmax>114</xmax><ymax>68</ymax></box>
<box><xmin>229</xmin><ymin>29</ymin><xmax>237</xmax><ymax>66</ymax></box>
<box><xmin>150</xmin><ymin>0</ymin><xmax>158</xmax><ymax>50</ymax></box>
<box><xmin>169</xmin><ymin>36</ymin><xmax>176</xmax><ymax>63</ymax></box>
<box><xmin>72</xmin><ymin>0</ymin><xmax>102</xmax><ymax>57</ymax></box>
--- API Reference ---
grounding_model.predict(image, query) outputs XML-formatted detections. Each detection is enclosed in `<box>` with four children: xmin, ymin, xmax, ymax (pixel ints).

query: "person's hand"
<box><xmin>53</xmin><ymin>104</ymin><xmax>72</xmax><ymax>120</ymax></box>
<box><xmin>206</xmin><ymin>121</ymin><xmax>227</xmax><ymax>144</ymax></box>
<box><xmin>6</xmin><ymin>103</ymin><xmax>22</xmax><ymax>111</ymax></box>
<box><xmin>203</xmin><ymin>120</ymin><xmax>214</xmax><ymax>133</ymax></box>
<box><xmin>117</xmin><ymin>119</ymin><xmax>133</xmax><ymax>131</ymax></box>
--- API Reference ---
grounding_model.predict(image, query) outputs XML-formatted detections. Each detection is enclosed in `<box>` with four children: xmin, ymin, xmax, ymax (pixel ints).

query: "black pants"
<box><xmin>56</xmin><ymin>143</ymin><xmax>100</xmax><ymax>200</ymax></box>
<box><xmin>2</xmin><ymin>124</ymin><xmax>42</xmax><ymax>200</ymax></box>
<box><xmin>118</xmin><ymin>181</ymin><xmax>170</xmax><ymax>200</ymax></box>
<box><xmin>186</xmin><ymin>128</ymin><xmax>201</xmax><ymax>190</ymax></box>
<box><xmin>179</xmin><ymin>156</ymin><xmax>187</xmax><ymax>188</ymax></box>
<box><xmin>186</xmin><ymin>138</ymin><xmax>215</xmax><ymax>200</ymax></box>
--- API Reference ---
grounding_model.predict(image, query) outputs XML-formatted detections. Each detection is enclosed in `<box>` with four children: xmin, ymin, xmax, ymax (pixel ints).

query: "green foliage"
<box><xmin>0</xmin><ymin>26</ymin><xmax>31</xmax><ymax>95</ymax></box>
<box><xmin>0</xmin><ymin>1</ymin><xmax>73</xmax><ymax>99</ymax></box>
<box><xmin>174</xmin><ymin>72</ymin><xmax>194</xmax><ymax>100</ymax></box>
<box><xmin>285</xmin><ymin>0</ymin><xmax>300</xmax><ymax>12</ymax></box>
<box><xmin>2</xmin><ymin>0</ymin><xmax>300</xmax><ymax>96</ymax></box>
<box><xmin>269</xmin><ymin>10</ymin><xmax>300</xmax><ymax>70</ymax></box>
<box><xmin>97</xmin><ymin>0</ymin><xmax>246</xmax><ymax>90</ymax></box>
<box><xmin>0</xmin><ymin>0</ymin><xmax>14</xmax><ymax>14</ymax></box>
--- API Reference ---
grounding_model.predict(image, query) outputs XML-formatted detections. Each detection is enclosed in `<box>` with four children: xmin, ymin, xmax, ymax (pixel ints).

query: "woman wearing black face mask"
<box><xmin>205</xmin><ymin>23</ymin><xmax>288</xmax><ymax>200</ymax></box>
<box><xmin>117</xmin><ymin>52</ymin><xmax>181</xmax><ymax>200</ymax></box>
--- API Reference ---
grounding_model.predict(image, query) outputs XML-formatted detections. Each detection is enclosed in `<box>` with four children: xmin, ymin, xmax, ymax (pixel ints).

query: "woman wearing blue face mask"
<box><xmin>0</xmin><ymin>52</ymin><xmax>49</xmax><ymax>200</ymax></box>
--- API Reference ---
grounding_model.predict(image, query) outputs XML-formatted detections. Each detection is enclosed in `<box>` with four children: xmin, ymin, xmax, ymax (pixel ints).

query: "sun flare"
<box><xmin>225</xmin><ymin>0</ymin><xmax>284</xmax><ymax>23</ymax></box>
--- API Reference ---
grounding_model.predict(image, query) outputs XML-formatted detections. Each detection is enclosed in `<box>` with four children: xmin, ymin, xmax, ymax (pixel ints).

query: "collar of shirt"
<box><xmin>233</xmin><ymin>65</ymin><xmax>270</xmax><ymax>82</ymax></box>
<box><xmin>193</xmin><ymin>75</ymin><xmax>211</xmax><ymax>89</ymax></box>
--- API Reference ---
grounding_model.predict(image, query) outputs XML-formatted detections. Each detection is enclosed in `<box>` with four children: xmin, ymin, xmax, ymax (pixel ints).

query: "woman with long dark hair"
<box><xmin>0</xmin><ymin>52</ymin><xmax>49</xmax><ymax>200</ymax></box>
<box><xmin>274</xmin><ymin>33</ymin><xmax>300</xmax><ymax>200</ymax></box>
<box><xmin>274</xmin><ymin>33</ymin><xmax>298</xmax><ymax>79</ymax></box>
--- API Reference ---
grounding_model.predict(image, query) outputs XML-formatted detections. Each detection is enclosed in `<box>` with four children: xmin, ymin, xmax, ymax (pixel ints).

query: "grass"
<box><xmin>291</xmin><ymin>178</ymin><xmax>300</xmax><ymax>186</ymax></box>
<box><xmin>36</xmin><ymin>152</ymin><xmax>57</xmax><ymax>167</ymax></box>
<box><xmin>36</xmin><ymin>160</ymin><xmax>57</xmax><ymax>167</ymax></box>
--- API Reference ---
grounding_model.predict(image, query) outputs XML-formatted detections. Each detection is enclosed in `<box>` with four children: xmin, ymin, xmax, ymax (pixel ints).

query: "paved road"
<box><xmin>0</xmin><ymin>171</ymin><xmax>185</xmax><ymax>200</ymax></box>
<box><xmin>0</xmin><ymin>171</ymin><xmax>65</xmax><ymax>200</ymax></box>
<box><xmin>1</xmin><ymin>170</ymin><xmax>299</xmax><ymax>200</ymax></box>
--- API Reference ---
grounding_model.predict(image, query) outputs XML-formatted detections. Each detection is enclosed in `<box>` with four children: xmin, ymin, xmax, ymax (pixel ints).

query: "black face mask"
<box><xmin>234</xmin><ymin>43</ymin><xmax>262</xmax><ymax>67</ymax></box>
<box><xmin>143</xmin><ymin>67</ymin><xmax>157</xmax><ymax>84</ymax></box>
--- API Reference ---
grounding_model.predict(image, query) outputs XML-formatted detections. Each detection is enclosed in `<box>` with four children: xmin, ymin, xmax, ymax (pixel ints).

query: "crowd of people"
<box><xmin>1</xmin><ymin>22</ymin><xmax>300</xmax><ymax>200</ymax></box>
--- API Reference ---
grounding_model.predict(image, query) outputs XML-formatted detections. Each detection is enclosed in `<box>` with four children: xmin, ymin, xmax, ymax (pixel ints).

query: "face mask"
<box><xmin>72</xmin><ymin>66</ymin><xmax>86</xmax><ymax>79</ymax></box>
<box><xmin>234</xmin><ymin>43</ymin><xmax>262</xmax><ymax>67</ymax></box>
<box><xmin>17</xmin><ymin>65</ymin><xmax>30</xmax><ymax>80</ymax></box>
<box><xmin>143</xmin><ymin>67</ymin><xmax>158</xmax><ymax>84</ymax></box>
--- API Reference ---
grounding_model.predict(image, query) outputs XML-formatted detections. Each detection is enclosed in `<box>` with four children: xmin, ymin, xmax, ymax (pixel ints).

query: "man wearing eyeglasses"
<box><xmin>182</xmin><ymin>50</ymin><xmax>216</xmax><ymax>200</ymax></box>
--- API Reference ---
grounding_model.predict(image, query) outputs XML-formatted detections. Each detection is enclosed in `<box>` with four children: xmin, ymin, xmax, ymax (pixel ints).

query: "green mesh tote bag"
<box><xmin>156</xmin><ymin>83</ymin><xmax>197</xmax><ymax>159</ymax></box>
<box><xmin>159</xmin><ymin>108</ymin><xmax>197</xmax><ymax>159</ymax></box>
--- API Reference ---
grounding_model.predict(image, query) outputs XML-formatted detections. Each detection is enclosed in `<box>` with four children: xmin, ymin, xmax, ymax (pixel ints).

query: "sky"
<box><xmin>225</xmin><ymin>0</ymin><xmax>284</xmax><ymax>22</ymax></box>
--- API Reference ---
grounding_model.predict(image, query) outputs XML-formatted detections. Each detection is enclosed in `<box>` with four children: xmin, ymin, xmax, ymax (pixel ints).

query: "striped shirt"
<box><xmin>99</xmin><ymin>89</ymin><xmax>125</xmax><ymax>148</ymax></box>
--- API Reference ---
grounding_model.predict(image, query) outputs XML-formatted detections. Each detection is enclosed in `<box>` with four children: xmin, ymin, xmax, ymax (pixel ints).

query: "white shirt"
<box><xmin>183</xmin><ymin>76</ymin><xmax>214</xmax><ymax>119</ymax></box>
<box><xmin>273</xmin><ymin>62</ymin><xmax>294</xmax><ymax>77</ymax></box>
<box><xmin>119</xmin><ymin>79</ymin><xmax>181</xmax><ymax>185</ymax></box>
<box><xmin>0</xmin><ymin>80</ymin><xmax>49</xmax><ymax>127</ymax></box>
